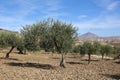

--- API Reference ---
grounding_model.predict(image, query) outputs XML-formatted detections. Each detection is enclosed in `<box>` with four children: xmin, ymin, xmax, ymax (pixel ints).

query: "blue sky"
<box><xmin>0</xmin><ymin>0</ymin><xmax>120</xmax><ymax>37</ymax></box>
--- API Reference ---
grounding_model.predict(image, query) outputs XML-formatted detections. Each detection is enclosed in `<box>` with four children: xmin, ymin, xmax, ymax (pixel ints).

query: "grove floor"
<box><xmin>0</xmin><ymin>51</ymin><xmax>120</xmax><ymax>80</ymax></box>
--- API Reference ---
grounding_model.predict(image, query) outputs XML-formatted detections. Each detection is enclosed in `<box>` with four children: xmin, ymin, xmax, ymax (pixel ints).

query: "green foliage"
<box><xmin>50</xmin><ymin>20</ymin><xmax>77</xmax><ymax>53</ymax></box>
<box><xmin>113</xmin><ymin>46</ymin><xmax>120</xmax><ymax>54</ymax></box>
<box><xmin>113</xmin><ymin>46</ymin><xmax>120</xmax><ymax>59</ymax></box>
<box><xmin>100</xmin><ymin>44</ymin><xmax>113</xmax><ymax>55</ymax></box>
<box><xmin>0</xmin><ymin>32</ymin><xmax>18</xmax><ymax>48</ymax></box>
<box><xmin>72</xmin><ymin>45</ymin><xmax>81</xmax><ymax>53</ymax></box>
<box><xmin>100</xmin><ymin>44</ymin><xmax>113</xmax><ymax>59</ymax></box>
<box><xmin>16</xmin><ymin>36</ymin><xmax>25</xmax><ymax>53</ymax></box>
<box><xmin>39</xmin><ymin>20</ymin><xmax>54</xmax><ymax>52</ymax></box>
<box><xmin>80</xmin><ymin>41</ymin><xmax>95</xmax><ymax>55</ymax></box>
<box><xmin>0</xmin><ymin>32</ymin><xmax>25</xmax><ymax>53</ymax></box>
<box><xmin>21</xmin><ymin>24</ymin><xmax>41</xmax><ymax>51</ymax></box>
<box><xmin>93</xmin><ymin>41</ymin><xmax>101</xmax><ymax>54</ymax></box>
<box><xmin>79</xmin><ymin>45</ymin><xmax>86</xmax><ymax>55</ymax></box>
<box><xmin>6</xmin><ymin>33</ymin><xmax>18</xmax><ymax>47</ymax></box>
<box><xmin>21</xmin><ymin>18</ymin><xmax>77</xmax><ymax>53</ymax></box>
<box><xmin>0</xmin><ymin>32</ymin><xmax>9</xmax><ymax>48</ymax></box>
<box><xmin>80</xmin><ymin>41</ymin><xmax>95</xmax><ymax>64</ymax></box>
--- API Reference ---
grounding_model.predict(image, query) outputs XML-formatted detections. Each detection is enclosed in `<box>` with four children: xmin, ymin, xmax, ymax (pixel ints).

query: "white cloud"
<box><xmin>92</xmin><ymin>0</ymin><xmax>120</xmax><ymax>11</ymax></box>
<box><xmin>41</xmin><ymin>0</ymin><xmax>66</xmax><ymax>19</ymax></box>
<box><xmin>45</xmin><ymin>0</ymin><xmax>63</xmax><ymax>11</ymax></box>
<box><xmin>77</xmin><ymin>0</ymin><xmax>120</xmax><ymax>31</ymax></box>
<box><xmin>75</xmin><ymin>14</ymin><xmax>120</xmax><ymax>30</ymax></box>
<box><xmin>0</xmin><ymin>0</ymin><xmax>66</xmax><ymax>31</ymax></box>
<box><xmin>107</xmin><ymin>1</ymin><xmax>120</xmax><ymax>10</ymax></box>
<box><xmin>78</xmin><ymin>15</ymin><xmax>87</xmax><ymax>19</ymax></box>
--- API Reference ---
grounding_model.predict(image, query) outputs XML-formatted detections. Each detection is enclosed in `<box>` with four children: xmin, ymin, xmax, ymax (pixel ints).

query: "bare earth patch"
<box><xmin>0</xmin><ymin>52</ymin><xmax>120</xmax><ymax>80</ymax></box>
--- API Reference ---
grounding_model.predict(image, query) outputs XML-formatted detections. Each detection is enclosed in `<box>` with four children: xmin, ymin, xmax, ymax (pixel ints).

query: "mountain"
<box><xmin>79</xmin><ymin>32</ymin><xmax>99</xmax><ymax>39</ymax></box>
<box><xmin>77</xmin><ymin>32</ymin><xmax>120</xmax><ymax>46</ymax></box>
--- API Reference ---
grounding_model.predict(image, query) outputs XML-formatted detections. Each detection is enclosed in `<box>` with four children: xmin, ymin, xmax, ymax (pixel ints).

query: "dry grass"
<box><xmin>0</xmin><ymin>50</ymin><xmax>120</xmax><ymax>80</ymax></box>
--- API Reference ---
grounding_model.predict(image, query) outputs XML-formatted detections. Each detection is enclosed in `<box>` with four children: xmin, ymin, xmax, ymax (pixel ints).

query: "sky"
<box><xmin>0</xmin><ymin>0</ymin><xmax>120</xmax><ymax>37</ymax></box>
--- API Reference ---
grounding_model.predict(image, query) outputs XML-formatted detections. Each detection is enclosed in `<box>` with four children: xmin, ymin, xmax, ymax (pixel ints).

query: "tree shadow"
<box><xmin>103</xmin><ymin>59</ymin><xmax>112</xmax><ymax>61</ymax></box>
<box><xmin>102</xmin><ymin>74</ymin><xmax>120</xmax><ymax>79</ymax></box>
<box><xmin>67</xmin><ymin>55</ymin><xmax>81</xmax><ymax>59</ymax></box>
<box><xmin>115</xmin><ymin>61</ymin><xmax>120</xmax><ymax>64</ymax></box>
<box><xmin>67</xmin><ymin>56</ymin><xmax>77</xmax><ymax>58</ymax></box>
<box><xmin>81</xmin><ymin>59</ymin><xmax>99</xmax><ymax>62</ymax></box>
<box><xmin>0</xmin><ymin>57</ymin><xmax>20</xmax><ymax>61</ymax></box>
<box><xmin>66</xmin><ymin>61</ymin><xmax>85</xmax><ymax>65</ymax></box>
<box><xmin>5</xmin><ymin>62</ymin><xmax>54</xmax><ymax>70</ymax></box>
<box><xmin>52</xmin><ymin>57</ymin><xmax>60</xmax><ymax>59</ymax></box>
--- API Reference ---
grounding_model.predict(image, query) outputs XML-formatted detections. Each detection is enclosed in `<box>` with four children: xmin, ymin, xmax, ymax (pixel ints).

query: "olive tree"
<box><xmin>80</xmin><ymin>41</ymin><xmax>95</xmax><ymax>64</ymax></box>
<box><xmin>100</xmin><ymin>44</ymin><xmax>113</xmax><ymax>60</ymax></box>
<box><xmin>93</xmin><ymin>41</ymin><xmax>101</xmax><ymax>54</ymax></box>
<box><xmin>0</xmin><ymin>32</ymin><xmax>25</xmax><ymax>58</ymax></box>
<box><xmin>113</xmin><ymin>46</ymin><xmax>120</xmax><ymax>59</ymax></box>
<box><xmin>4</xmin><ymin>33</ymin><xmax>19</xmax><ymax>58</ymax></box>
<box><xmin>21</xmin><ymin>19</ymin><xmax>77</xmax><ymax>68</ymax></box>
<box><xmin>50</xmin><ymin>20</ymin><xmax>77</xmax><ymax>67</ymax></box>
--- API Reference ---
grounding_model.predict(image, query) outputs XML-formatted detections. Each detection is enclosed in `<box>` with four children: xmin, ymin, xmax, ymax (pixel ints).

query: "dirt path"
<box><xmin>0</xmin><ymin>52</ymin><xmax>120</xmax><ymax>80</ymax></box>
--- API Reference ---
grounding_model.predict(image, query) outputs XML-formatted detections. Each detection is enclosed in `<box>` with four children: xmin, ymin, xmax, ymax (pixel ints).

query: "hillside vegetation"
<box><xmin>0</xmin><ymin>28</ymin><xmax>18</xmax><ymax>34</ymax></box>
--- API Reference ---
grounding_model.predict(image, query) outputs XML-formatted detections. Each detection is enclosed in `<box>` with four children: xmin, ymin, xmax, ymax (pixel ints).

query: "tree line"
<box><xmin>0</xmin><ymin>18</ymin><xmax>120</xmax><ymax>67</ymax></box>
<box><xmin>73</xmin><ymin>41</ymin><xmax>120</xmax><ymax>64</ymax></box>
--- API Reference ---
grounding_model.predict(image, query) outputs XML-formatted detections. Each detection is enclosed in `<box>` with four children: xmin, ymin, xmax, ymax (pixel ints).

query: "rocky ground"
<box><xmin>0</xmin><ymin>51</ymin><xmax>120</xmax><ymax>80</ymax></box>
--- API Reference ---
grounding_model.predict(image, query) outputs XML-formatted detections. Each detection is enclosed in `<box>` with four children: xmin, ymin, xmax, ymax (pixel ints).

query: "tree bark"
<box><xmin>102</xmin><ymin>53</ymin><xmax>104</xmax><ymax>60</ymax></box>
<box><xmin>5</xmin><ymin>46</ymin><xmax>15</xmax><ymax>58</ymax></box>
<box><xmin>88</xmin><ymin>53</ymin><xmax>91</xmax><ymax>64</ymax></box>
<box><xmin>17</xmin><ymin>47</ymin><xmax>24</xmax><ymax>54</ymax></box>
<box><xmin>53</xmin><ymin>38</ymin><xmax>66</xmax><ymax>68</ymax></box>
<box><xmin>18</xmin><ymin>50</ymin><xmax>24</xmax><ymax>54</ymax></box>
<box><xmin>60</xmin><ymin>53</ymin><xmax>66</xmax><ymax>68</ymax></box>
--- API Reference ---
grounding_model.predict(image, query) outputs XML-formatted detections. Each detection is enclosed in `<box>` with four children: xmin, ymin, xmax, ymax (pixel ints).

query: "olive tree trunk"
<box><xmin>88</xmin><ymin>53</ymin><xmax>91</xmax><ymax>64</ymax></box>
<box><xmin>60</xmin><ymin>53</ymin><xmax>66</xmax><ymax>68</ymax></box>
<box><xmin>5</xmin><ymin>46</ymin><xmax>15</xmax><ymax>58</ymax></box>
<box><xmin>102</xmin><ymin>53</ymin><xmax>104</xmax><ymax>60</ymax></box>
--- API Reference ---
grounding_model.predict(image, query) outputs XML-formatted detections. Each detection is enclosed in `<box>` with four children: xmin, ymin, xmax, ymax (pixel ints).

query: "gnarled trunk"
<box><xmin>5</xmin><ymin>46</ymin><xmax>15</xmax><ymax>58</ymax></box>
<box><xmin>60</xmin><ymin>53</ymin><xmax>66</xmax><ymax>68</ymax></box>
<box><xmin>102</xmin><ymin>53</ymin><xmax>104</xmax><ymax>60</ymax></box>
<box><xmin>88</xmin><ymin>53</ymin><xmax>91</xmax><ymax>64</ymax></box>
<box><xmin>18</xmin><ymin>50</ymin><xmax>24</xmax><ymax>54</ymax></box>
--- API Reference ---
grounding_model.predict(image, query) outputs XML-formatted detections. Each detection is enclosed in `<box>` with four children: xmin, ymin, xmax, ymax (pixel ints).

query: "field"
<box><xmin>0</xmin><ymin>49</ymin><xmax>120</xmax><ymax>80</ymax></box>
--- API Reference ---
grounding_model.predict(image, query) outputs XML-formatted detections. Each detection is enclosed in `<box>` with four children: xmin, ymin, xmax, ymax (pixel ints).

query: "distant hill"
<box><xmin>77</xmin><ymin>32</ymin><xmax>120</xmax><ymax>45</ymax></box>
<box><xmin>0</xmin><ymin>28</ymin><xmax>18</xmax><ymax>34</ymax></box>
<box><xmin>79</xmin><ymin>32</ymin><xmax>99</xmax><ymax>39</ymax></box>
